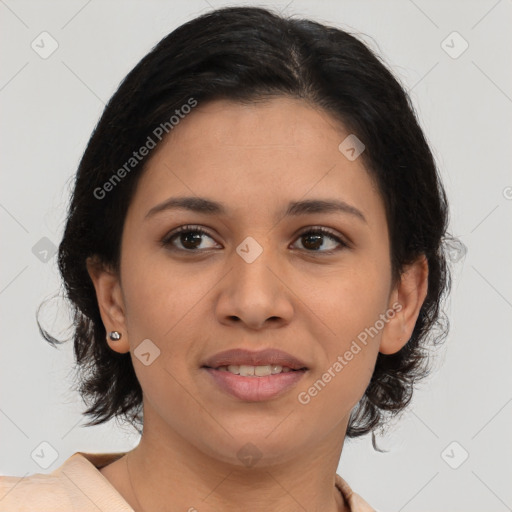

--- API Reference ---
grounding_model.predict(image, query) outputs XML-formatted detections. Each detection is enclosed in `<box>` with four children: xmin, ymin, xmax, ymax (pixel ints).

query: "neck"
<box><xmin>119</xmin><ymin>411</ymin><xmax>350</xmax><ymax>512</ymax></box>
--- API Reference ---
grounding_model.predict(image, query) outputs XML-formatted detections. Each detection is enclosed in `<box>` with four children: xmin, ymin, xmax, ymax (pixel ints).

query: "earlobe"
<box><xmin>379</xmin><ymin>255</ymin><xmax>429</xmax><ymax>355</ymax></box>
<box><xmin>86</xmin><ymin>256</ymin><xmax>130</xmax><ymax>354</ymax></box>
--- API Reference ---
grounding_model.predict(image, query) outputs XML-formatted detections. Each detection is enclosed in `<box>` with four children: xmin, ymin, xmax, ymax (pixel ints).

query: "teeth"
<box><xmin>216</xmin><ymin>364</ymin><xmax>294</xmax><ymax>376</ymax></box>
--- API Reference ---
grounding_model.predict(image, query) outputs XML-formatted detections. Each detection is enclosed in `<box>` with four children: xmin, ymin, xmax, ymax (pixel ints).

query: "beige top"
<box><xmin>0</xmin><ymin>452</ymin><xmax>376</xmax><ymax>511</ymax></box>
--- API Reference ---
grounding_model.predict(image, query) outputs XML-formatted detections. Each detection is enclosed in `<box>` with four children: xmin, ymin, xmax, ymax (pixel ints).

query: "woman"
<box><xmin>0</xmin><ymin>6</ymin><xmax>451</xmax><ymax>511</ymax></box>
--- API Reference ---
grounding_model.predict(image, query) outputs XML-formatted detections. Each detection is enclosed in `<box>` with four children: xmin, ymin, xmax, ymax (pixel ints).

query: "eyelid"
<box><xmin>291</xmin><ymin>226</ymin><xmax>349</xmax><ymax>253</ymax></box>
<box><xmin>294</xmin><ymin>226</ymin><xmax>349</xmax><ymax>245</ymax></box>
<box><xmin>161</xmin><ymin>224</ymin><xmax>350</xmax><ymax>253</ymax></box>
<box><xmin>161</xmin><ymin>224</ymin><xmax>218</xmax><ymax>247</ymax></box>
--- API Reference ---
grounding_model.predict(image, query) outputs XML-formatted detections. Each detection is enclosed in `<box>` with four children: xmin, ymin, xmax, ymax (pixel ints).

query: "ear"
<box><xmin>379</xmin><ymin>255</ymin><xmax>429</xmax><ymax>355</ymax></box>
<box><xmin>86</xmin><ymin>255</ymin><xmax>130</xmax><ymax>354</ymax></box>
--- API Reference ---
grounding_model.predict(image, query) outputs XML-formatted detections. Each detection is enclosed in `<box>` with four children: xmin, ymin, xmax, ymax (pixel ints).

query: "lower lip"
<box><xmin>203</xmin><ymin>368</ymin><xmax>307</xmax><ymax>401</ymax></box>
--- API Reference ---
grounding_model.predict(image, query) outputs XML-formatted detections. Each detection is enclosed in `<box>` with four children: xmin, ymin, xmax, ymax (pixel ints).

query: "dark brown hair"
<box><xmin>39</xmin><ymin>6</ymin><xmax>453</xmax><ymax>443</ymax></box>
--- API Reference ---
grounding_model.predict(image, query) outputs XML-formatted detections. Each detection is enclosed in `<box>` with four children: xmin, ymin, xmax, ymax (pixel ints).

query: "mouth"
<box><xmin>202</xmin><ymin>364</ymin><xmax>307</xmax><ymax>376</ymax></box>
<box><xmin>201</xmin><ymin>348</ymin><xmax>309</xmax><ymax>372</ymax></box>
<box><xmin>200</xmin><ymin>348</ymin><xmax>309</xmax><ymax>402</ymax></box>
<box><xmin>202</xmin><ymin>366</ymin><xmax>308</xmax><ymax>401</ymax></box>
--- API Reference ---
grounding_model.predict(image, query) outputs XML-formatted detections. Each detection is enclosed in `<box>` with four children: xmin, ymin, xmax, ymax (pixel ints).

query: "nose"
<box><xmin>215</xmin><ymin>241</ymin><xmax>294</xmax><ymax>330</ymax></box>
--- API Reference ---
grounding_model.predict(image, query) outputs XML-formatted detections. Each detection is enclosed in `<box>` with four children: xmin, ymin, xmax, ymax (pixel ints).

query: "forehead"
<box><xmin>165</xmin><ymin>97</ymin><xmax>350</xmax><ymax>159</ymax></box>
<box><xmin>127</xmin><ymin>97</ymin><xmax>384</xmax><ymax>227</ymax></box>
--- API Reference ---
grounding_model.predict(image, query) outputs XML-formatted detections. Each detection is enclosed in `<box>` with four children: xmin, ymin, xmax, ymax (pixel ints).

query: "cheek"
<box><xmin>120</xmin><ymin>250</ymin><xmax>205</xmax><ymax>340</ymax></box>
<box><xmin>297</xmin><ymin>282</ymin><xmax>385</xmax><ymax>428</ymax></box>
<box><xmin>314</xmin><ymin>258</ymin><xmax>392</xmax><ymax>340</ymax></box>
<box><xmin>299</xmin><ymin>261</ymin><xmax>390</xmax><ymax>410</ymax></box>
<box><xmin>118</xmin><ymin>257</ymin><xmax>207</xmax><ymax>415</ymax></box>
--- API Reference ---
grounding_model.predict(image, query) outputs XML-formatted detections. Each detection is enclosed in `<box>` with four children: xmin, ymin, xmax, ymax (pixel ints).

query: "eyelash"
<box><xmin>161</xmin><ymin>224</ymin><xmax>349</xmax><ymax>255</ymax></box>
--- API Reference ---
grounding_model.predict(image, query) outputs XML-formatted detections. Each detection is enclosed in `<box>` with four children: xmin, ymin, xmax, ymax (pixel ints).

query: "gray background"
<box><xmin>1</xmin><ymin>1</ymin><xmax>511</xmax><ymax>511</ymax></box>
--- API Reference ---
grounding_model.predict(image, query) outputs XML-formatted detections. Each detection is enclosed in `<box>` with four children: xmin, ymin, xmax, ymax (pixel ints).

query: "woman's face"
<box><xmin>91</xmin><ymin>97</ymin><xmax>422</xmax><ymax>466</ymax></box>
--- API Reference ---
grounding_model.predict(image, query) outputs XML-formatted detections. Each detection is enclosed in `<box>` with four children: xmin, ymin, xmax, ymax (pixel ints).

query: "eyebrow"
<box><xmin>145</xmin><ymin>196</ymin><xmax>366</xmax><ymax>223</ymax></box>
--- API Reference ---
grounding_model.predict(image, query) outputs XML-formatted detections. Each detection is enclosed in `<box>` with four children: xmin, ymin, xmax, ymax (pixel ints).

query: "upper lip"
<box><xmin>202</xmin><ymin>348</ymin><xmax>308</xmax><ymax>370</ymax></box>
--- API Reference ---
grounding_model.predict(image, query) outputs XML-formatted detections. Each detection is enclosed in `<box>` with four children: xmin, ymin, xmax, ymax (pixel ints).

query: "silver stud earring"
<box><xmin>109</xmin><ymin>331</ymin><xmax>122</xmax><ymax>341</ymax></box>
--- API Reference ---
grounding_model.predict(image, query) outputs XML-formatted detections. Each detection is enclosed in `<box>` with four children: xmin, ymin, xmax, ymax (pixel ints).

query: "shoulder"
<box><xmin>0</xmin><ymin>452</ymin><xmax>131</xmax><ymax>511</ymax></box>
<box><xmin>0</xmin><ymin>471</ymin><xmax>74</xmax><ymax>510</ymax></box>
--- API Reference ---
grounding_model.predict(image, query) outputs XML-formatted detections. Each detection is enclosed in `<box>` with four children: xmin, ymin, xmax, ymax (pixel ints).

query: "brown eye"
<box><xmin>293</xmin><ymin>228</ymin><xmax>347</xmax><ymax>254</ymax></box>
<box><xmin>161</xmin><ymin>225</ymin><xmax>347</xmax><ymax>255</ymax></box>
<box><xmin>162</xmin><ymin>225</ymin><xmax>218</xmax><ymax>251</ymax></box>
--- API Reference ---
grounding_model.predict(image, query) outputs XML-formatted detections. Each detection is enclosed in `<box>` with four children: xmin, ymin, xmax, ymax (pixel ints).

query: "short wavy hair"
<box><xmin>39</xmin><ymin>6</ymin><xmax>453</xmax><ymax>442</ymax></box>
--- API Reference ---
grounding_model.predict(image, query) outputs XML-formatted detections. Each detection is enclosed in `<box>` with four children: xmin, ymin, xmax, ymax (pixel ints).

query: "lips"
<box><xmin>202</xmin><ymin>348</ymin><xmax>308</xmax><ymax>371</ymax></box>
<box><xmin>203</xmin><ymin>367</ymin><xmax>306</xmax><ymax>401</ymax></box>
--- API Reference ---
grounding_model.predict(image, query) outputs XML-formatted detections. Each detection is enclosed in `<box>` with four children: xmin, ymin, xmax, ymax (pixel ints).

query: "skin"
<box><xmin>87</xmin><ymin>97</ymin><xmax>428</xmax><ymax>512</ymax></box>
